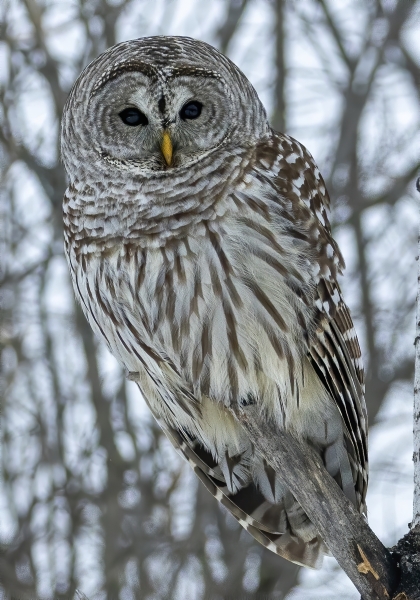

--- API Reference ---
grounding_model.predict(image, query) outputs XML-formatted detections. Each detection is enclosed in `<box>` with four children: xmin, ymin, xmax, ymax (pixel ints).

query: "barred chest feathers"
<box><xmin>66</xmin><ymin>171</ymin><xmax>332</xmax><ymax>437</ymax></box>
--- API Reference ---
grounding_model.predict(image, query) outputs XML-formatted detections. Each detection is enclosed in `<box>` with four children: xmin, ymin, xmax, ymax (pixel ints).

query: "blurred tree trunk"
<box><xmin>271</xmin><ymin>0</ymin><xmax>286</xmax><ymax>133</ymax></box>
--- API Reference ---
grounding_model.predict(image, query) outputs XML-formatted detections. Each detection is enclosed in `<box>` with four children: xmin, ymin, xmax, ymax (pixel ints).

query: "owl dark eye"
<box><xmin>180</xmin><ymin>101</ymin><xmax>203</xmax><ymax>121</ymax></box>
<box><xmin>119</xmin><ymin>107</ymin><xmax>148</xmax><ymax>126</ymax></box>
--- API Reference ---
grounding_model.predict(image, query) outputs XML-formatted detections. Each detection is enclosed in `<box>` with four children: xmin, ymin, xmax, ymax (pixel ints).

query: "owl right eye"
<box><xmin>119</xmin><ymin>108</ymin><xmax>149</xmax><ymax>127</ymax></box>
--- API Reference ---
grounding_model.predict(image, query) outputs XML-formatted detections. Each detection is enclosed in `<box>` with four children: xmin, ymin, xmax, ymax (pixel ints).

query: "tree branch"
<box><xmin>229</xmin><ymin>404</ymin><xmax>399</xmax><ymax>600</ymax></box>
<box><xmin>413</xmin><ymin>175</ymin><xmax>420</xmax><ymax>529</ymax></box>
<box><xmin>217</xmin><ymin>0</ymin><xmax>249</xmax><ymax>54</ymax></box>
<box><xmin>390</xmin><ymin>175</ymin><xmax>420</xmax><ymax>600</ymax></box>
<box><xmin>317</xmin><ymin>0</ymin><xmax>356</xmax><ymax>71</ymax></box>
<box><xmin>271</xmin><ymin>0</ymin><xmax>286</xmax><ymax>133</ymax></box>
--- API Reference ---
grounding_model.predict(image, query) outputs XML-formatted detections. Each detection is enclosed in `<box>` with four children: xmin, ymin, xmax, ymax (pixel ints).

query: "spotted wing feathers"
<box><xmin>256</xmin><ymin>131</ymin><xmax>368</xmax><ymax>511</ymax></box>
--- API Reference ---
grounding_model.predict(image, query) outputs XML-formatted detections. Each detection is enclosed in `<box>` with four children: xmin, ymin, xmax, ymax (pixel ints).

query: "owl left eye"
<box><xmin>180</xmin><ymin>101</ymin><xmax>203</xmax><ymax>121</ymax></box>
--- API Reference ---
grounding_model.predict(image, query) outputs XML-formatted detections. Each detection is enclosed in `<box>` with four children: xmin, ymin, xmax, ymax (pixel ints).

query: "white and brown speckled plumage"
<box><xmin>61</xmin><ymin>36</ymin><xmax>367</xmax><ymax>569</ymax></box>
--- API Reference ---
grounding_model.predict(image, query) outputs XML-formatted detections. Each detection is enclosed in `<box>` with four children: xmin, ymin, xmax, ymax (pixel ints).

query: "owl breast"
<box><xmin>71</xmin><ymin>200</ymin><xmax>320</xmax><ymax>409</ymax></box>
<box><xmin>68</xmin><ymin>202</ymin><xmax>347</xmax><ymax>512</ymax></box>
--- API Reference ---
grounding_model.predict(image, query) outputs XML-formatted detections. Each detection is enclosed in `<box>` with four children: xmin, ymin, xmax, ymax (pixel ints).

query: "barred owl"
<box><xmin>61</xmin><ymin>36</ymin><xmax>367</xmax><ymax>569</ymax></box>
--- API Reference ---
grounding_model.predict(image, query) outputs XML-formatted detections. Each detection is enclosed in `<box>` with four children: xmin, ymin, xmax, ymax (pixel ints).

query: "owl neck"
<box><xmin>63</xmin><ymin>145</ymin><xmax>255</xmax><ymax>257</ymax></box>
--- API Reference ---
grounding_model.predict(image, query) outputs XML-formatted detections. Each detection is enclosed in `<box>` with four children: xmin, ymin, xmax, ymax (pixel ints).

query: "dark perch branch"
<box><xmin>389</xmin><ymin>177</ymin><xmax>420</xmax><ymax>600</ymax></box>
<box><xmin>229</xmin><ymin>404</ymin><xmax>399</xmax><ymax>600</ymax></box>
<box><xmin>392</xmin><ymin>526</ymin><xmax>420</xmax><ymax>600</ymax></box>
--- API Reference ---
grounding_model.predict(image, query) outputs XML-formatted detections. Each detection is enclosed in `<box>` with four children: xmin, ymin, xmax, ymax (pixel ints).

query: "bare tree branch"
<box><xmin>317</xmin><ymin>0</ymin><xmax>356</xmax><ymax>71</ymax></box>
<box><xmin>271</xmin><ymin>0</ymin><xmax>286</xmax><ymax>133</ymax></box>
<box><xmin>413</xmin><ymin>176</ymin><xmax>420</xmax><ymax>529</ymax></box>
<box><xmin>217</xmin><ymin>0</ymin><xmax>249</xmax><ymax>54</ymax></box>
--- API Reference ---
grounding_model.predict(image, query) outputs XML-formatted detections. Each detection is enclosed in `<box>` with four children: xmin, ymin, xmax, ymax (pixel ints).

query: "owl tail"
<box><xmin>194</xmin><ymin>463</ymin><xmax>328</xmax><ymax>569</ymax></box>
<box><xmin>158</xmin><ymin>419</ymin><xmax>330</xmax><ymax>569</ymax></box>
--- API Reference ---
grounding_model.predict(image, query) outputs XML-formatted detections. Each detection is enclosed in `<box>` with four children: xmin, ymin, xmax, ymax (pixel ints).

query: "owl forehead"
<box><xmin>91</xmin><ymin>60</ymin><xmax>223</xmax><ymax>99</ymax></box>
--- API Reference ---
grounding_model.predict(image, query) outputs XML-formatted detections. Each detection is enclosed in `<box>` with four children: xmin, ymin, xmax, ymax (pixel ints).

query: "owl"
<box><xmin>61</xmin><ymin>36</ymin><xmax>367</xmax><ymax>569</ymax></box>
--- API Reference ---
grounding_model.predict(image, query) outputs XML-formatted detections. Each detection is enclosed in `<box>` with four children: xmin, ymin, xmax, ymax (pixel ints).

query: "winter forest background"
<box><xmin>1</xmin><ymin>0</ymin><xmax>420</xmax><ymax>598</ymax></box>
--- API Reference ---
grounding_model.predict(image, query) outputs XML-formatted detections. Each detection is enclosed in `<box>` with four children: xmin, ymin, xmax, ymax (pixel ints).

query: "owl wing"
<box><xmin>253</xmin><ymin>131</ymin><xmax>368</xmax><ymax>511</ymax></box>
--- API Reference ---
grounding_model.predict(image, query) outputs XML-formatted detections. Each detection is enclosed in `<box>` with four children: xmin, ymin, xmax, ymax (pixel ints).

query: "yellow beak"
<box><xmin>161</xmin><ymin>131</ymin><xmax>173</xmax><ymax>166</ymax></box>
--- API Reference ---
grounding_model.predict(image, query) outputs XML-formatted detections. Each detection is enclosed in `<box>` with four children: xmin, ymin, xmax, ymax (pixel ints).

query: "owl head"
<box><xmin>61</xmin><ymin>36</ymin><xmax>269</xmax><ymax>178</ymax></box>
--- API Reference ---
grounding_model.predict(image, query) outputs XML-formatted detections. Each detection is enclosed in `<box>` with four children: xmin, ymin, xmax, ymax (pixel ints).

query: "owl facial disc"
<box><xmin>61</xmin><ymin>36</ymin><xmax>270</xmax><ymax>176</ymax></box>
